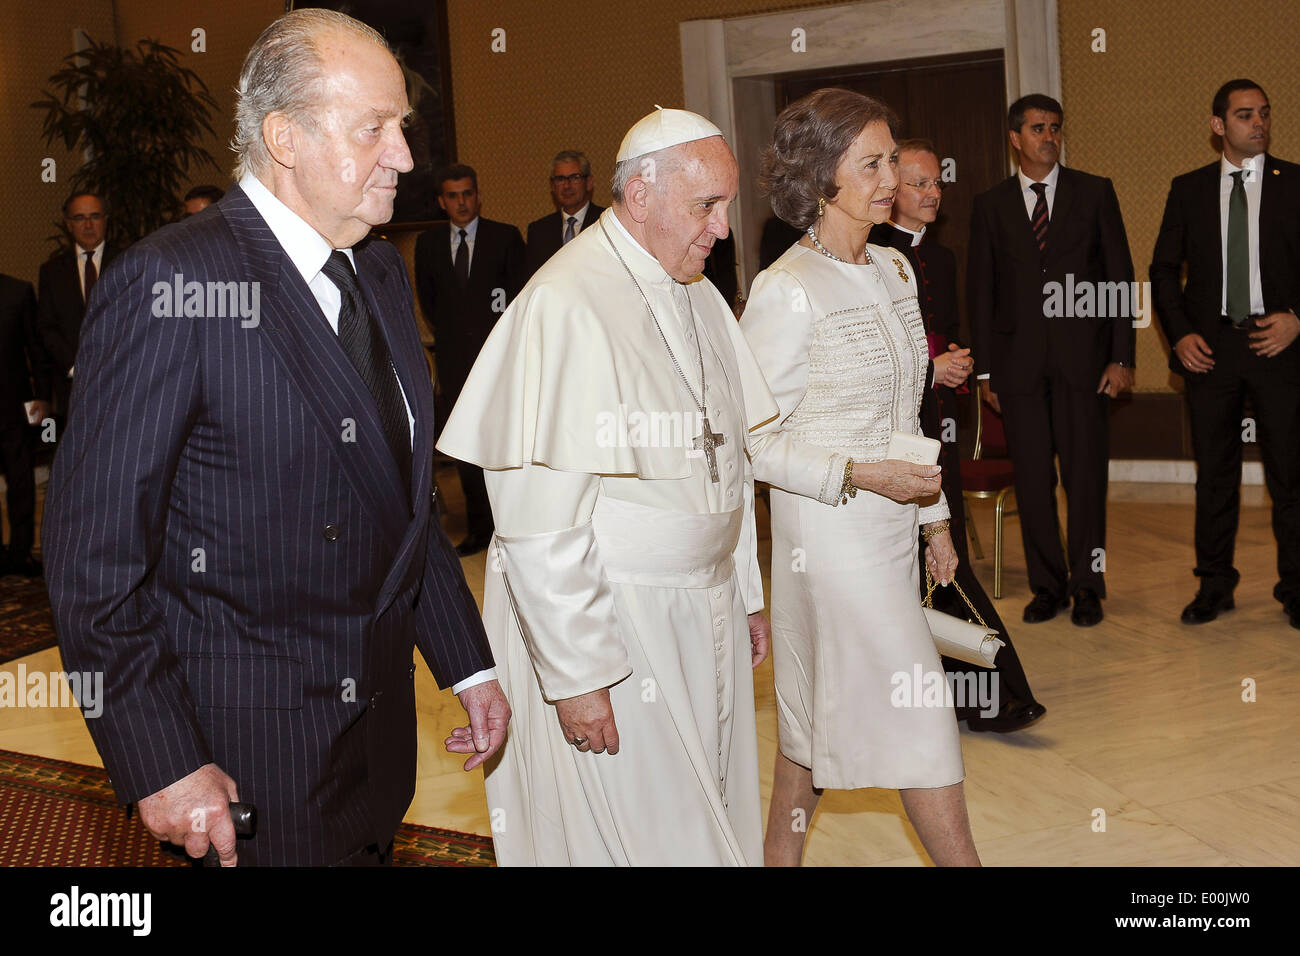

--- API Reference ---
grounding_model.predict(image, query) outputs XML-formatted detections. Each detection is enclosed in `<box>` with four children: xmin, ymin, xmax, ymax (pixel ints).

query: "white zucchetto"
<box><xmin>616</xmin><ymin>106</ymin><xmax>724</xmax><ymax>162</ymax></box>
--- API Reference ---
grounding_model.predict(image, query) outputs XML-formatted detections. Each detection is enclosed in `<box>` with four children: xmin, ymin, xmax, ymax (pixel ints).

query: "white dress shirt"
<box><xmin>448</xmin><ymin>216</ymin><xmax>479</xmax><ymax>273</ymax></box>
<box><xmin>76</xmin><ymin>240</ymin><xmax>106</xmax><ymax>300</ymax></box>
<box><xmin>1219</xmin><ymin>153</ymin><xmax>1265</xmax><ymax>316</ymax></box>
<box><xmin>561</xmin><ymin>202</ymin><xmax>590</xmax><ymax>242</ymax></box>
<box><xmin>239</xmin><ymin>174</ymin><xmax>495</xmax><ymax>696</ymax></box>
<box><xmin>1017</xmin><ymin>162</ymin><xmax>1061</xmax><ymax>220</ymax></box>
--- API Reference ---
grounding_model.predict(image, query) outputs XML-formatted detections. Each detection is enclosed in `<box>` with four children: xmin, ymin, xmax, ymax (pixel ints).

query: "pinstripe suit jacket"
<box><xmin>45</xmin><ymin>186</ymin><xmax>495</xmax><ymax>865</ymax></box>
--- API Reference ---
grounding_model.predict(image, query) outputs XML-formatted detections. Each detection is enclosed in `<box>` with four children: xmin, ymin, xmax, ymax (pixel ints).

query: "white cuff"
<box><xmin>451</xmin><ymin>668</ymin><xmax>497</xmax><ymax>696</ymax></box>
<box><xmin>919</xmin><ymin>489</ymin><xmax>950</xmax><ymax>525</ymax></box>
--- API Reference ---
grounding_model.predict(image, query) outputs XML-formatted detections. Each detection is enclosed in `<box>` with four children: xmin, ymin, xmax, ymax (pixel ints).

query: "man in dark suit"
<box><xmin>1150</xmin><ymin>79</ymin><xmax>1300</xmax><ymax>629</ymax></box>
<box><xmin>969</xmin><ymin>94</ymin><xmax>1136</xmax><ymax>627</ymax></box>
<box><xmin>523</xmin><ymin>150</ymin><xmax>604</xmax><ymax>279</ymax></box>
<box><xmin>415</xmin><ymin>164</ymin><xmax>525</xmax><ymax>556</ymax></box>
<box><xmin>45</xmin><ymin>8</ymin><xmax>509</xmax><ymax>866</ymax></box>
<box><xmin>180</xmin><ymin>184</ymin><xmax>225</xmax><ymax>219</ymax></box>
<box><xmin>0</xmin><ymin>273</ymin><xmax>52</xmax><ymax>577</ymax></box>
<box><xmin>872</xmin><ymin>139</ymin><xmax>1046</xmax><ymax>732</ymax></box>
<box><xmin>37</xmin><ymin>192</ymin><xmax>121</xmax><ymax>427</ymax></box>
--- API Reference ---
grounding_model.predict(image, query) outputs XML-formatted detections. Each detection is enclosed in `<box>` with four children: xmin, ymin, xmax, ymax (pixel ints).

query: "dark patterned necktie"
<box><xmin>454</xmin><ymin>228</ymin><xmax>469</xmax><ymax>288</ymax></box>
<box><xmin>1030</xmin><ymin>182</ymin><xmax>1049</xmax><ymax>253</ymax></box>
<box><xmin>319</xmin><ymin>251</ymin><xmax>412</xmax><ymax>507</ymax></box>
<box><xmin>83</xmin><ymin>251</ymin><xmax>97</xmax><ymax>304</ymax></box>
<box><xmin>1226</xmin><ymin>170</ymin><xmax>1250</xmax><ymax>325</ymax></box>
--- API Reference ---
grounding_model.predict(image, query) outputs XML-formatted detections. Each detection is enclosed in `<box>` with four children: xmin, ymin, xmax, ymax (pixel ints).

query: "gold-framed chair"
<box><xmin>960</xmin><ymin>387</ymin><xmax>1017</xmax><ymax>598</ymax></box>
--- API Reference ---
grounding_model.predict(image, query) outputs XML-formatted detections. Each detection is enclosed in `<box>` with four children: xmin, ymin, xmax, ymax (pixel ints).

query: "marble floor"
<box><xmin>3</xmin><ymin>471</ymin><xmax>1297</xmax><ymax>866</ymax></box>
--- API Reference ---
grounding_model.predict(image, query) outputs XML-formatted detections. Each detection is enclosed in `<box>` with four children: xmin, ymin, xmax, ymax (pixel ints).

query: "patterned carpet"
<box><xmin>0</xmin><ymin>574</ymin><xmax>56</xmax><ymax>665</ymax></box>
<box><xmin>0</xmin><ymin>749</ymin><xmax>496</xmax><ymax>866</ymax></box>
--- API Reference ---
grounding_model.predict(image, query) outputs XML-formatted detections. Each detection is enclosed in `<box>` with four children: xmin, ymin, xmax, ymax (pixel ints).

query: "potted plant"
<box><xmin>32</xmin><ymin>37</ymin><xmax>220</xmax><ymax>248</ymax></box>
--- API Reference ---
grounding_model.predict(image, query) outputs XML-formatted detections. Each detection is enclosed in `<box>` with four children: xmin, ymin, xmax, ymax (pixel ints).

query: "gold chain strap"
<box><xmin>923</xmin><ymin>566</ymin><xmax>989</xmax><ymax>630</ymax></box>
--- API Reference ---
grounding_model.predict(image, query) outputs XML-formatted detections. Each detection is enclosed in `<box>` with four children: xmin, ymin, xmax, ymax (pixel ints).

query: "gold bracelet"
<box><xmin>922</xmin><ymin>519</ymin><xmax>950</xmax><ymax>540</ymax></box>
<box><xmin>839</xmin><ymin>459</ymin><xmax>856</xmax><ymax>505</ymax></box>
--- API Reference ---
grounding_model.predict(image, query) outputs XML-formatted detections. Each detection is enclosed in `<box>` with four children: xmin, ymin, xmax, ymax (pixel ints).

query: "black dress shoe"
<box><xmin>1023</xmin><ymin>589</ymin><xmax>1068</xmax><ymax>623</ymax></box>
<box><xmin>966</xmin><ymin>698</ymin><xmax>1047</xmax><ymax>733</ymax></box>
<box><xmin>1285</xmin><ymin>599</ymin><xmax>1300</xmax><ymax>631</ymax></box>
<box><xmin>1071</xmin><ymin>588</ymin><xmax>1103</xmax><ymax>627</ymax></box>
<box><xmin>7</xmin><ymin>556</ymin><xmax>42</xmax><ymax>578</ymax></box>
<box><xmin>1180</xmin><ymin>589</ymin><xmax>1234</xmax><ymax>624</ymax></box>
<box><xmin>454</xmin><ymin>533</ymin><xmax>493</xmax><ymax>557</ymax></box>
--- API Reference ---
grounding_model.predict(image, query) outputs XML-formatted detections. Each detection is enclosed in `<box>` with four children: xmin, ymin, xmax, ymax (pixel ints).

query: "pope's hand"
<box><xmin>748</xmin><ymin>611</ymin><xmax>771</xmax><ymax>668</ymax></box>
<box><xmin>853</xmin><ymin>460</ymin><xmax>942</xmax><ymax>504</ymax></box>
<box><xmin>136</xmin><ymin>763</ymin><xmax>241</xmax><ymax>865</ymax></box>
<box><xmin>445</xmin><ymin>679</ymin><xmax>510</xmax><ymax>771</ymax></box>
<box><xmin>555</xmin><ymin>688</ymin><xmax>619</xmax><ymax>755</ymax></box>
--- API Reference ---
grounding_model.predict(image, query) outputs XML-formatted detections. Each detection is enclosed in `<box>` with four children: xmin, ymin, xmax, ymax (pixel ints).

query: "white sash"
<box><xmin>592</xmin><ymin>495</ymin><xmax>741</xmax><ymax>589</ymax></box>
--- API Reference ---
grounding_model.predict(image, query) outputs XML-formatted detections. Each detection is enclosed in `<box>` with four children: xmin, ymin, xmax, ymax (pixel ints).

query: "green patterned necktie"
<box><xmin>1226</xmin><ymin>170</ymin><xmax>1250</xmax><ymax>325</ymax></box>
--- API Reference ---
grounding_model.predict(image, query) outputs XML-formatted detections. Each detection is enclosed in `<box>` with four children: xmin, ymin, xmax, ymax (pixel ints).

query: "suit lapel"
<box><xmin>355</xmin><ymin>239</ymin><xmax>436</xmax><ymax>616</ymax></box>
<box><xmin>1202</xmin><ymin>162</ymin><xmax>1224</xmax><ymax>308</ymax></box>
<box><xmin>1043</xmin><ymin>168</ymin><xmax>1074</xmax><ymax>265</ymax></box>
<box><xmin>219</xmin><ymin>186</ymin><xmax>410</xmax><ymax>552</ymax></box>
<box><xmin>997</xmin><ymin>177</ymin><xmax>1041</xmax><ymax>263</ymax></box>
<box><xmin>61</xmin><ymin>252</ymin><xmax>85</xmax><ymax>310</ymax></box>
<box><xmin>1259</xmin><ymin>153</ymin><xmax>1280</xmax><ymax>269</ymax></box>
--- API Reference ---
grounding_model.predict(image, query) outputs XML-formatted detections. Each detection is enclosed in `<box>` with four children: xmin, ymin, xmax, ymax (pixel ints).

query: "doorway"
<box><xmin>776</xmin><ymin>50</ymin><xmax>1008</xmax><ymax>344</ymax></box>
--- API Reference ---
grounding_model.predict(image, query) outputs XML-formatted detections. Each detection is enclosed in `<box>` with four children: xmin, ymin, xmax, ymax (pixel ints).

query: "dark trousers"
<box><xmin>457</xmin><ymin>461</ymin><xmax>493</xmax><ymax>539</ymax></box>
<box><xmin>919</xmin><ymin>385</ymin><xmax>1035</xmax><ymax>716</ymax></box>
<box><xmin>0</xmin><ymin>423</ymin><xmax>36</xmax><ymax>560</ymax></box>
<box><xmin>1185</xmin><ymin>321</ymin><xmax>1300</xmax><ymax>602</ymax></box>
<box><xmin>437</xmin><ymin>380</ymin><xmax>493</xmax><ymax>541</ymax></box>
<box><xmin>999</xmin><ymin>378</ymin><xmax>1110</xmax><ymax>598</ymax></box>
<box><xmin>331</xmin><ymin>839</ymin><xmax>395</xmax><ymax>867</ymax></box>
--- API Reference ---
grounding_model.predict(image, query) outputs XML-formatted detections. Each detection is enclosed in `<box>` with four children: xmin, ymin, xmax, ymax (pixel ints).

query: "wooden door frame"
<box><xmin>681</xmin><ymin>0</ymin><xmax>1061</xmax><ymax>293</ymax></box>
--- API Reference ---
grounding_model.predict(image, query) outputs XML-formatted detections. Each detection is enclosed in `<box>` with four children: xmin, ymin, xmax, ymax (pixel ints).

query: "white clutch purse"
<box><xmin>886</xmin><ymin>430</ymin><xmax>942</xmax><ymax>466</ymax></box>
<box><xmin>922</xmin><ymin>568</ymin><xmax>1005</xmax><ymax>667</ymax></box>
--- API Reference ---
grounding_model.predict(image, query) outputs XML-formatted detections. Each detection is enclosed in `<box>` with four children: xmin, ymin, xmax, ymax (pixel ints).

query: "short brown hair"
<box><xmin>761</xmin><ymin>88</ymin><xmax>898</xmax><ymax>229</ymax></box>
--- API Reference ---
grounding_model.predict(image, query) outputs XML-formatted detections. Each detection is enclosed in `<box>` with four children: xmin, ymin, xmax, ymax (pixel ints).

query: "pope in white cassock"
<box><xmin>437</xmin><ymin>108</ymin><xmax>780</xmax><ymax>865</ymax></box>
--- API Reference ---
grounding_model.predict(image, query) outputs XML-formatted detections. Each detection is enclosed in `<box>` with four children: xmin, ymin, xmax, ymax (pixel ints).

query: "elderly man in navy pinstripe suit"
<box><xmin>44</xmin><ymin>9</ymin><xmax>509</xmax><ymax>866</ymax></box>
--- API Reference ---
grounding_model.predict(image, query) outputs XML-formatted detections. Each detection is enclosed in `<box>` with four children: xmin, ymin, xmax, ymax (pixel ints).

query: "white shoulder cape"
<box><xmin>438</xmin><ymin>210</ymin><xmax>777</xmax><ymax>478</ymax></box>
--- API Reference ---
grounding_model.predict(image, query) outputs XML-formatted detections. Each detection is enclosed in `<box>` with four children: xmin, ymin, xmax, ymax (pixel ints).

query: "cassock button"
<box><xmin>369</xmin><ymin>694</ymin><xmax>377</xmax><ymax>709</ymax></box>
<box><xmin>323</xmin><ymin>523</ymin><xmax>340</xmax><ymax>542</ymax></box>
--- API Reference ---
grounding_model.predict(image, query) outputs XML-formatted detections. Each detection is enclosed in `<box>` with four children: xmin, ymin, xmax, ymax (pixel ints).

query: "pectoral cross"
<box><xmin>694</xmin><ymin>415</ymin><xmax>726</xmax><ymax>483</ymax></box>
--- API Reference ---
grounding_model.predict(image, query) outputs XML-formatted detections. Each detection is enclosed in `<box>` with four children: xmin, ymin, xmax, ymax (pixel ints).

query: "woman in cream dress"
<box><xmin>742</xmin><ymin>88</ymin><xmax>980</xmax><ymax>866</ymax></box>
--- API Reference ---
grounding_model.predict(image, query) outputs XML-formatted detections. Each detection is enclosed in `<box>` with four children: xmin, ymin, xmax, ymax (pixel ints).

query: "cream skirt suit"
<box><xmin>742</xmin><ymin>241</ymin><xmax>965</xmax><ymax>791</ymax></box>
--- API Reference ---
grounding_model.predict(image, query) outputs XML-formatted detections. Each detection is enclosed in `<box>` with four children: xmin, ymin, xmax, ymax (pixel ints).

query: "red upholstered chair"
<box><xmin>960</xmin><ymin>388</ymin><xmax>1017</xmax><ymax>598</ymax></box>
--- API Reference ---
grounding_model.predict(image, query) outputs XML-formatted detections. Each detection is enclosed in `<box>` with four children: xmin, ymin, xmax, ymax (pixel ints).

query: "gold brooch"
<box><xmin>892</xmin><ymin>258</ymin><xmax>909</xmax><ymax>282</ymax></box>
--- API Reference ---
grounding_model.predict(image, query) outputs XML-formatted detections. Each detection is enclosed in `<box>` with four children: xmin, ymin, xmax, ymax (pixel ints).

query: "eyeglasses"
<box><xmin>550</xmin><ymin>173</ymin><xmax>588</xmax><ymax>185</ymax></box>
<box><xmin>66</xmin><ymin>213</ymin><xmax>106</xmax><ymax>223</ymax></box>
<box><xmin>902</xmin><ymin>180</ymin><xmax>945</xmax><ymax>192</ymax></box>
